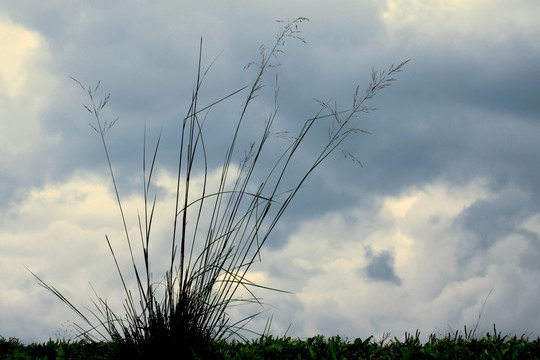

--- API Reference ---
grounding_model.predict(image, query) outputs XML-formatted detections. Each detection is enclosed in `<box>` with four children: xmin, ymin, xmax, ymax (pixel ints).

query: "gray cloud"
<box><xmin>362</xmin><ymin>246</ymin><xmax>401</xmax><ymax>285</ymax></box>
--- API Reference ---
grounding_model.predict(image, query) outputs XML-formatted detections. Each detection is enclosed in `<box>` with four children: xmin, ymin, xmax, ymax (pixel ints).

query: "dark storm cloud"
<box><xmin>456</xmin><ymin>191</ymin><xmax>534</xmax><ymax>248</ymax></box>
<box><xmin>0</xmin><ymin>1</ymin><xmax>268</xmax><ymax>204</ymax></box>
<box><xmin>362</xmin><ymin>246</ymin><xmax>401</xmax><ymax>285</ymax></box>
<box><xmin>520</xmin><ymin>236</ymin><xmax>540</xmax><ymax>273</ymax></box>
<box><xmin>302</xmin><ymin>33</ymin><xmax>540</xmax><ymax>221</ymax></box>
<box><xmin>2</xmin><ymin>0</ymin><xmax>537</xmax><ymax>248</ymax></box>
<box><xmin>401</xmin><ymin>47</ymin><xmax>540</xmax><ymax>121</ymax></box>
<box><xmin>452</xmin><ymin>185</ymin><xmax>540</xmax><ymax>270</ymax></box>
<box><xmin>0</xmin><ymin>0</ymin><xmax>389</xmax><ymax>219</ymax></box>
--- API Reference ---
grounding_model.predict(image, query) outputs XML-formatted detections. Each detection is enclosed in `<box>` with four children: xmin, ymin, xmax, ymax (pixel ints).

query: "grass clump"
<box><xmin>26</xmin><ymin>17</ymin><xmax>409</xmax><ymax>359</ymax></box>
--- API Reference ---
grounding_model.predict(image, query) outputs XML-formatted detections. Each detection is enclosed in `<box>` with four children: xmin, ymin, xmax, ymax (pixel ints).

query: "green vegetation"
<box><xmin>2</xmin><ymin>326</ymin><xmax>539</xmax><ymax>359</ymax></box>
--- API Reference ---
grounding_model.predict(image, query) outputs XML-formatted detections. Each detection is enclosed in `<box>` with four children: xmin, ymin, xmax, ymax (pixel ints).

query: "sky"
<box><xmin>1</xmin><ymin>0</ymin><xmax>539</xmax><ymax>344</ymax></box>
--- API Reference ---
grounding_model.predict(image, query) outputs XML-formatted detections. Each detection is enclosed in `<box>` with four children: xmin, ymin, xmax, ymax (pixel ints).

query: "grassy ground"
<box><xmin>2</xmin><ymin>327</ymin><xmax>539</xmax><ymax>359</ymax></box>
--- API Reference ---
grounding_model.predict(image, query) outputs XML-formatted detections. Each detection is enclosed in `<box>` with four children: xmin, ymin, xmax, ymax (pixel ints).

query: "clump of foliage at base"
<box><xmin>2</xmin><ymin>326</ymin><xmax>539</xmax><ymax>360</ymax></box>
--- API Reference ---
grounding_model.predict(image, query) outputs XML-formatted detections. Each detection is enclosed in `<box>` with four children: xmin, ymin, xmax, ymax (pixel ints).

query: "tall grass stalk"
<box><xmin>29</xmin><ymin>18</ymin><xmax>408</xmax><ymax>358</ymax></box>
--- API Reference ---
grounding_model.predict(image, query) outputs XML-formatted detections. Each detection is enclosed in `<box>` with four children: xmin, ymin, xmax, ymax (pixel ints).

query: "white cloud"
<box><xmin>0</xmin><ymin>162</ymin><xmax>259</xmax><ymax>342</ymax></box>
<box><xmin>0</xmin><ymin>12</ymin><xmax>60</xmax><ymax>182</ymax></box>
<box><xmin>238</xmin><ymin>178</ymin><xmax>540</xmax><ymax>340</ymax></box>
<box><xmin>380</xmin><ymin>0</ymin><xmax>539</xmax><ymax>39</ymax></box>
<box><xmin>0</xmin><ymin>15</ymin><xmax>41</xmax><ymax>100</ymax></box>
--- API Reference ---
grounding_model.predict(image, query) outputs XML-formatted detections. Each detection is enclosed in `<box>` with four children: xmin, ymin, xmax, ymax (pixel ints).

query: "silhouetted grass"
<box><xmin>25</xmin><ymin>18</ymin><xmax>410</xmax><ymax>359</ymax></box>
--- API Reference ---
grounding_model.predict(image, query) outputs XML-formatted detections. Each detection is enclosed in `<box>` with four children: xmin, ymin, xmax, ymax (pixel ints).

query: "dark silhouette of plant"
<box><xmin>28</xmin><ymin>17</ymin><xmax>408</xmax><ymax>359</ymax></box>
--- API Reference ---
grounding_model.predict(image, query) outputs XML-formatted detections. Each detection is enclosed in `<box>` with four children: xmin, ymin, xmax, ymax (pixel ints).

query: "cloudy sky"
<box><xmin>1</xmin><ymin>0</ymin><xmax>539</xmax><ymax>344</ymax></box>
